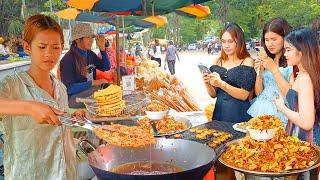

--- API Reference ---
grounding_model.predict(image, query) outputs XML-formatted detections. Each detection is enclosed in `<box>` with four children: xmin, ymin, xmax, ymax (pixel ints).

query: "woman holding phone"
<box><xmin>248</xmin><ymin>18</ymin><xmax>293</xmax><ymax>126</ymax></box>
<box><xmin>203</xmin><ymin>23</ymin><xmax>256</xmax><ymax>123</ymax></box>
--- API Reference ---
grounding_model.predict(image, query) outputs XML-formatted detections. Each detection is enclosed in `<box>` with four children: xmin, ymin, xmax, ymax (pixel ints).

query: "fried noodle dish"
<box><xmin>138</xmin><ymin>116</ymin><xmax>188</xmax><ymax>134</ymax></box>
<box><xmin>94</xmin><ymin>124</ymin><xmax>156</xmax><ymax>147</ymax></box>
<box><xmin>221</xmin><ymin>131</ymin><xmax>318</xmax><ymax>172</ymax></box>
<box><xmin>248</xmin><ymin>115</ymin><xmax>283</xmax><ymax>130</ymax></box>
<box><xmin>145</xmin><ymin>101</ymin><xmax>169</xmax><ymax>111</ymax></box>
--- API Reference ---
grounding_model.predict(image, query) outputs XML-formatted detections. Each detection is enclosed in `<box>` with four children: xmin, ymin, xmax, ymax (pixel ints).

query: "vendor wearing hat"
<box><xmin>60</xmin><ymin>23</ymin><xmax>111</xmax><ymax>108</ymax></box>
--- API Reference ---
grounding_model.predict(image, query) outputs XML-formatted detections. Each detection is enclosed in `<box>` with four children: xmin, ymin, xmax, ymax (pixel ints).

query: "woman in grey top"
<box><xmin>0</xmin><ymin>14</ymin><xmax>83</xmax><ymax>180</ymax></box>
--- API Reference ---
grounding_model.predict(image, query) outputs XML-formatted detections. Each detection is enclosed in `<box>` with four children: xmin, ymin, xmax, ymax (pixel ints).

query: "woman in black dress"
<box><xmin>203</xmin><ymin>23</ymin><xmax>256</xmax><ymax>123</ymax></box>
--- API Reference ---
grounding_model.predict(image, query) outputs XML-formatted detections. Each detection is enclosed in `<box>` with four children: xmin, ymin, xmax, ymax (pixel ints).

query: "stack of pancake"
<box><xmin>93</xmin><ymin>85</ymin><xmax>125</xmax><ymax>117</ymax></box>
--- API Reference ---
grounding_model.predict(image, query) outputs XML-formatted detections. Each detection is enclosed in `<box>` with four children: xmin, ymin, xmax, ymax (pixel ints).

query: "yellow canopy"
<box><xmin>65</xmin><ymin>0</ymin><xmax>98</xmax><ymax>10</ymax></box>
<box><xmin>143</xmin><ymin>16</ymin><xmax>168</xmax><ymax>28</ymax></box>
<box><xmin>177</xmin><ymin>4</ymin><xmax>210</xmax><ymax>19</ymax></box>
<box><xmin>55</xmin><ymin>8</ymin><xmax>80</xmax><ymax>20</ymax></box>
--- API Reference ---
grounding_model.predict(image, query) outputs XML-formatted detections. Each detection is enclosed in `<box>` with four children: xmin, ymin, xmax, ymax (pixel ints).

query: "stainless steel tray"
<box><xmin>219</xmin><ymin>139</ymin><xmax>320</xmax><ymax>177</ymax></box>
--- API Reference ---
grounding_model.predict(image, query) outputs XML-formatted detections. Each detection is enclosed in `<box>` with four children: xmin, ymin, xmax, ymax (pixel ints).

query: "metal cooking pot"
<box><xmin>79</xmin><ymin>138</ymin><xmax>223</xmax><ymax>180</ymax></box>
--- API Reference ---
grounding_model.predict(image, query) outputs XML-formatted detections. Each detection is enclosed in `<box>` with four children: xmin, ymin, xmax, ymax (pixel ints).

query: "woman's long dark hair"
<box><xmin>219</xmin><ymin>22</ymin><xmax>250</xmax><ymax>63</ymax></box>
<box><xmin>285</xmin><ymin>28</ymin><xmax>320</xmax><ymax>120</ymax></box>
<box><xmin>262</xmin><ymin>18</ymin><xmax>292</xmax><ymax>68</ymax></box>
<box><xmin>70</xmin><ymin>40</ymin><xmax>87</xmax><ymax>77</ymax></box>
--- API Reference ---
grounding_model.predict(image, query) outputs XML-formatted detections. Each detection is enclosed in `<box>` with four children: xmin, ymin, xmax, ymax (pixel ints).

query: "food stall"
<box><xmin>65</xmin><ymin>56</ymin><xmax>319</xmax><ymax>179</ymax></box>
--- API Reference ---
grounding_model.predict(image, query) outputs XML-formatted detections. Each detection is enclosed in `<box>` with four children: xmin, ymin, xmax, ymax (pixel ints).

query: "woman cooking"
<box><xmin>0</xmin><ymin>14</ymin><xmax>82</xmax><ymax>179</ymax></box>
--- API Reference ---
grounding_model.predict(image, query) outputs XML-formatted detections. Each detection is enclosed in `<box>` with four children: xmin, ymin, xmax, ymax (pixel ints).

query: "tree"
<box><xmin>0</xmin><ymin>0</ymin><xmax>23</xmax><ymax>37</ymax></box>
<box><xmin>210</xmin><ymin>0</ymin><xmax>320</xmax><ymax>38</ymax></box>
<box><xmin>0</xmin><ymin>0</ymin><xmax>67</xmax><ymax>37</ymax></box>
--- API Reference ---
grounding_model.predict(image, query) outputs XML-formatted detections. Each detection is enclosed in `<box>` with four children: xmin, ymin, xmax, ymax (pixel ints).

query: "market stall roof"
<box><xmin>63</xmin><ymin>0</ymin><xmax>210</xmax><ymax>15</ymax></box>
<box><xmin>55</xmin><ymin>8</ymin><xmax>113</xmax><ymax>23</ymax></box>
<box><xmin>136</xmin><ymin>16</ymin><xmax>167</xmax><ymax>28</ymax></box>
<box><xmin>175</xmin><ymin>4</ymin><xmax>211</xmax><ymax>19</ymax></box>
<box><xmin>55</xmin><ymin>7</ymin><xmax>80</xmax><ymax>20</ymax></box>
<box><xmin>64</xmin><ymin>0</ymin><xmax>141</xmax><ymax>14</ymax></box>
<box><xmin>59</xmin><ymin>0</ymin><xmax>211</xmax><ymax>27</ymax></box>
<box><xmin>55</xmin><ymin>9</ymin><xmax>167</xmax><ymax>28</ymax></box>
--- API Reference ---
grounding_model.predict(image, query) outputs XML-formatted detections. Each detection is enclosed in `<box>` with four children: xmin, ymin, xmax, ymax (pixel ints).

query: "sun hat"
<box><xmin>70</xmin><ymin>23</ymin><xmax>95</xmax><ymax>42</ymax></box>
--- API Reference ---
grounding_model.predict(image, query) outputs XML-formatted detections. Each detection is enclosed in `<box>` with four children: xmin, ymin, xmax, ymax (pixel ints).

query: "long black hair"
<box><xmin>70</xmin><ymin>40</ymin><xmax>87</xmax><ymax>77</ymax></box>
<box><xmin>261</xmin><ymin>18</ymin><xmax>292</xmax><ymax>67</ymax></box>
<box><xmin>285</xmin><ymin>28</ymin><xmax>320</xmax><ymax>120</ymax></box>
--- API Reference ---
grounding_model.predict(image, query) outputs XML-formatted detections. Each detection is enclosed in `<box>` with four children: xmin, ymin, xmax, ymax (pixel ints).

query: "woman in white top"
<box><xmin>152</xmin><ymin>39</ymin><xmax>162</xmax><ymax>67</ymax></box>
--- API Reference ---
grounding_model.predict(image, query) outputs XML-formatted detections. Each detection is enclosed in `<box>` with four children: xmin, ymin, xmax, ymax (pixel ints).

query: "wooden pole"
<box><xmin>21</xmin><ymin>0</ymin><xmax>26</xmax><ymax>20</ymax></box>
<box><xmin>151</xmin><ymin>0</ymin><xmax>154</xmax><ymax>16</ymax></box>
<box><xmin>141</xmin><ymin>0</ymin><xmax>147</xmax><ymax>16</ymax></box>
<box><xmin>115</xmin><ymin>15</ymin><xmax>120</xmax><ymax>85</ymax></box>
<box><xmin>122</xmin><ymin>15</ymin><xmax>126</xmax><ymax>66</ymax></box>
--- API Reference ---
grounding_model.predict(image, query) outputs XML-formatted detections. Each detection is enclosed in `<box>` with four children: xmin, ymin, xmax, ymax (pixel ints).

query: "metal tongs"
<box><xmin>59</xmin><ymin>115</ymin><xmax>129</xmax><ymax>135</ymax></box>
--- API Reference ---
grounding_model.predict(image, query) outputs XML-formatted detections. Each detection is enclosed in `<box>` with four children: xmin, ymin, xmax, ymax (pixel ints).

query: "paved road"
<box><xmin>160</xmin><ymin>50</ymin><xmax>219</xmax><ymax>109</ymax></box>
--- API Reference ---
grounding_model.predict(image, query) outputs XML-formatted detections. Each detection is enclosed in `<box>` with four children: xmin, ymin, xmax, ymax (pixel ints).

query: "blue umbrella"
<box><xmin>76</xmin><ymin>12</ymin><xmax>113</xmax><ymax>23</ymax></box>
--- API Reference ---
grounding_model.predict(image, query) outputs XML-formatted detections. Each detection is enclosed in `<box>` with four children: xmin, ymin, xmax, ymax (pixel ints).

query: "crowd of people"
<box><xmin>202</xmin><ymin>18</ymin><xmax>320</xmax><ymax>179</ymax></box>
<box><xmin>203</xmin><ymin>17</ymin><xmax>320</xmax><ymax>144</ymax></box>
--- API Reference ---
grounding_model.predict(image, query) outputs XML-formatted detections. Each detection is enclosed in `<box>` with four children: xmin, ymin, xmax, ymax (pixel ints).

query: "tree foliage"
<box><xmin>211</xmin><ymin>0</ymin><xmax>320</xmax><ymax>38</ymax></box>
<box><xmin>0</xmin><ymin>0</ymin><xmax>319</xmax><ymax>42</ymax></box>
<box><xmin>150</xmin><ymin>0</ymin><xmax>319</xmax><ymax>43</ymax></box>
<box><xmin>0</xmin><ymin>0</ymin><xmax>23</xmax><ymax>37</ymax></box>
<box><xmin>0</xmin><ymin>0</ymin><xmax>66</xmax><ymax>37</ymax></box>
<box><xmin>8</xmin><ymin>20</ymin><xmax>24</xmax><ymax>36</ymax></box>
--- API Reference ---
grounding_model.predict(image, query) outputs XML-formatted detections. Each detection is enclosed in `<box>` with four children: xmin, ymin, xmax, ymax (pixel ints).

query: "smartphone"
<box><xmin>198</xmin><ymin>64</ymin><xmax>211</xmax><ymax>74</ymax></box>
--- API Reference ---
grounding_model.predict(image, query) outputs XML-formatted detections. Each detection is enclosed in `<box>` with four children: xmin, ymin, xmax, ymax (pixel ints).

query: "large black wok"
<box><xmin>79</xmin><ymin>138</ymin><xmax>221</xmax><ymax>180</ymax></box>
